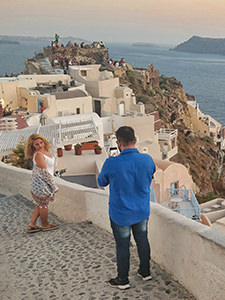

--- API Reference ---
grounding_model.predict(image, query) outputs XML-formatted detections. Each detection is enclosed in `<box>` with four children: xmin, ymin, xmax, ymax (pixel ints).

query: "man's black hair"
<box><xmin>116</xmin><ymin>126</ymin><xmax>136</xmax><ymax>146</ymax></box>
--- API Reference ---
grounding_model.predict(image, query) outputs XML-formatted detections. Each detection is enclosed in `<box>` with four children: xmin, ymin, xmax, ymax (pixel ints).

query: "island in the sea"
<box><xmin>171</xmin><ymin>36</ymin><xmax>225</xmax><ymax>56</ymax></box>
<box><xmin>0</xmin><ymin>40</ymin><xmax>20</xmax><ymax>45</ymax></box>
<box><xmin>132</xmin><ymin>42</ymin><xmax>157</xmax><ymax>47</ymax></box>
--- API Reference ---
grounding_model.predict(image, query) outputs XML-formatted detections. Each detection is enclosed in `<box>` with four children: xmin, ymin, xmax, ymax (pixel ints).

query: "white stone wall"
<box><xmin>18</xmin><ymin>74</ymin><xmax>71</xmax><ymax>85</ymax></box>
<box><xmin>0</xmin><ymin>161</ymin><xmax>225</xmax><ymax>300</ymax></box>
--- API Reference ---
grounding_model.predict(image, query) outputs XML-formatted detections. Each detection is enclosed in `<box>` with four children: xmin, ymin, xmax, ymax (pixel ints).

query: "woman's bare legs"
<box><xmin>28</xmin><ymin>206</ymin><xmax>40</xmax><ymax>228</ymax></box>
<box><xmin>40</xmin><ymin>207</ymin><xmax>58</xmax><ymax>230</ymax></box>
<box><xmin>40</xmin><ymin>207</ymin><xmax>49</xmax><ymax>227</ymax></box>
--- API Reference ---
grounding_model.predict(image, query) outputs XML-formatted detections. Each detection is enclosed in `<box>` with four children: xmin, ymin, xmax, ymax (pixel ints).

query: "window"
<box><xmin>76</xmin><ymin>108</ymin><xmax>80</xmax><ymax>114</ymax></box>
<box><xmin>171</xmin><ymin>181</ymin><xmax>179</xmax><ymax>195</ymax></box>
<box><xmin>81</xmin><ymin>70</ymin><xmax>87</xmax><ymax>77</ymax></box>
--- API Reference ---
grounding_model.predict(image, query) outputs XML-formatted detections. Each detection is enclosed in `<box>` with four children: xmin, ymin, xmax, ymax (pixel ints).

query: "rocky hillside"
<box><xmin>44</xmin><ymin>46</ymin><xmax>109</xmax><ymax>68</ymax></box>
<box><xmin>24</xmin><ymin>46</ymin><xmax>109</xmax><ymax>74</ymax></box>
<box><xmin>120</xmin><ymin>69</ymin><xmax>224</xmax><ymax>201</ymax></box>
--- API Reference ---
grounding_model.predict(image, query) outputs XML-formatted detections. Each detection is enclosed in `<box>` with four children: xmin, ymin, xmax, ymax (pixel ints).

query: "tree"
<box><xmin>11</xmin><ymin>137</ymin><xmax>32</xmax><ymax>169</ymax></box>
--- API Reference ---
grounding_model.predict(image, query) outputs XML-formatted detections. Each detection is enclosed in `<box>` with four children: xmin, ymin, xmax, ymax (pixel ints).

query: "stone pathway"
<box><xmin>0</xmin><ymin>194</ymin><xmax>195</xmax><ymax>300</ymax></box>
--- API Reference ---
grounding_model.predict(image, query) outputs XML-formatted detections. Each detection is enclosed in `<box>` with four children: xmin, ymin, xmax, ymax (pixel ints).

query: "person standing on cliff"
<box><xmin>98</xmin><ymin>126</ymin><xmax>156</xmax><ymax>289</ymax></box>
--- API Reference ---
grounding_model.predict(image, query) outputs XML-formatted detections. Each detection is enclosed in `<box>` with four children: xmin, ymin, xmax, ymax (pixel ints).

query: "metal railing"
<box><xmin>158</xmin><ymin>128</ymin><xmax>178</xmax><ymax>141</ymax></box>
<box><xmin>0</xmin><ymin>118</ymin><xmax>98</xmax><ymax>154</ymax></box>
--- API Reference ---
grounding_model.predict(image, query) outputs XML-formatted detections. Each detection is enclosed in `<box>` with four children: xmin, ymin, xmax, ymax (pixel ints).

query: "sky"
<box><xmin>1</xmin><ymin>0</ymin><xmax>225</xmax><ymax>45</ymax></box>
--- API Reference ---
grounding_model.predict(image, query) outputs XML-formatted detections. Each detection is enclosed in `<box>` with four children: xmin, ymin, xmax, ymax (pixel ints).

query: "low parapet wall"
<box><xmin>0</xmin><ymin>162</ymin><xmax>225</xmax><ymax>300</ymax></box>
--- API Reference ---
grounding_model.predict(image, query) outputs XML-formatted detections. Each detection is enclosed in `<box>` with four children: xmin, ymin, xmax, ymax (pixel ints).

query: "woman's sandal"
<box><xmin>41</xmin><ymin>224</ymin><xmax>58</xmax><ymax>231</ymax></box>
<box><xmin>27</xmin><ymin>226</ymin><xmax>41</xmax><ymax>233</ymax></box>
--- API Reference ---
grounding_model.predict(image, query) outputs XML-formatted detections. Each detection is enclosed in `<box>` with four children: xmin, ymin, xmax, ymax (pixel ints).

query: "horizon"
<box><xmin>1</xmin><ymin>34</ymin><xmax>225</xmax><ymax>48</ymax></box>
<box><xmin>1</xmin><ymin>0</ymin><xmax>225</xmax><ymax>45</ymax></box>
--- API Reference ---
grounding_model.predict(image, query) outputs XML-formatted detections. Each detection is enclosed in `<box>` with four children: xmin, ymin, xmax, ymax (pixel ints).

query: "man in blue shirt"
<box><xmin>98</xmin><ymin>126</ymin><xmax>156</xmax><ymax>289</ymax></box>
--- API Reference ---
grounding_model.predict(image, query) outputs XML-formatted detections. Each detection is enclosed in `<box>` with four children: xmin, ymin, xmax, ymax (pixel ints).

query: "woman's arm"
<box><xmin>34</xmin><ymin>153</ymin><xmax>46</xmax><ymax>169</ymax></box>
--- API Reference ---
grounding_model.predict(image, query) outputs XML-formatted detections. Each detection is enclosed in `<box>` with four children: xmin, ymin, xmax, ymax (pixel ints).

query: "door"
<box><xmin>94</xmin><ymin>100</ymin><xmax>101</xmax><ymax>117</ymax></box>
<box><xmin>119</xmin><ymin>102</ymin><xmax>125</xmax><ymax>115</ymax></box>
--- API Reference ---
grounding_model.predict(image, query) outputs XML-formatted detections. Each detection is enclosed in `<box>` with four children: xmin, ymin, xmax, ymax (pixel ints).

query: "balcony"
<box><xmin>164</xmin><ymin>187</ymin><xmax>201</xmax><ymax>221</ymax></box>
<box><xmin>157</xmin><ymin>128</ymin><xmax>178</xmax><ymax>159</ymax></box>
<box><xmin>158</xmin><ymin>128</ymin><xmax>178</xmax><ymax>141</ymax></box>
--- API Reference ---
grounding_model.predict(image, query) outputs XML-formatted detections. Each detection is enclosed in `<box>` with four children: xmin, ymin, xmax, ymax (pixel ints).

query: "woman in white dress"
<box><xmin>25</xmin><ymin>134</ymin><xmax>58</xmax><ymax>232</ymax></box>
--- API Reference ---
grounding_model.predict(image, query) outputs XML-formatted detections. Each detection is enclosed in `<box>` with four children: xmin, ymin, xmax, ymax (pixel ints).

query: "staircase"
<box><xmin>37</xmin><ymin>57</ymin><xmax>63</xmax><ymax>74</ymax></box>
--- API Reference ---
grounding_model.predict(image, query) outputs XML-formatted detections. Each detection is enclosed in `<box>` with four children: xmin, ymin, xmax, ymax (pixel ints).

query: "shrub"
<box><xmin>154</xmin><ymin>87</ymin><xmax>164</xmax><ymax>97</ymax></box>
<box><xmin>197</xmin><ymin>192</ymin><xmax>219</xmax><ymax>204</ymax></box>
<box><xmin>210</xmin><ymin>169</ymin><xmax>218</xmax><ymax>184</ymax></box>
<box><xmin>136</xmin><ymin>95</ymin><xmax>150</xmax><ymax>104</ymax></box>
<box><xmin>11</xmin><ymin>138</ymin><xmax>31</xmax><ymax>169</ymax></box>
<box><xmin>146</xmin><ymin>88</ymin><xmax>155</xmax><ymax>97</ymax></box>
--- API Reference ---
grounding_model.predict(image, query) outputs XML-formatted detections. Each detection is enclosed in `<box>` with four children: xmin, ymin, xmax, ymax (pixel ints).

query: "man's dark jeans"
<box><xmin>110</xmin><ymin>218</ymin><xmax>150</xmax><ymax>279</ymax></box>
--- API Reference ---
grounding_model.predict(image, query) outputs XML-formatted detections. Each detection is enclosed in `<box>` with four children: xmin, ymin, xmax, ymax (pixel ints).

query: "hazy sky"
<box><xmin>2</xmin><ymin>0</ymin><xmax>225</xmax><ymax>44</ymax></box>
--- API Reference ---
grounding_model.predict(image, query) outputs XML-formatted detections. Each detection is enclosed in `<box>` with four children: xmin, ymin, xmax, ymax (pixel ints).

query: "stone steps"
<box><xmin>37</xmin><ymin>57</ymin><xmax>55</xmax><ymax>74</ymax></box>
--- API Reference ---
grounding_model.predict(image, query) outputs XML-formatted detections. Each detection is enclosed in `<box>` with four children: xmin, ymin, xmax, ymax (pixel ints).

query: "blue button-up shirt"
<box><xmin>98</xmin><ymin>148</ymin><xmax>156</xmax><ymax>226</ymax></box>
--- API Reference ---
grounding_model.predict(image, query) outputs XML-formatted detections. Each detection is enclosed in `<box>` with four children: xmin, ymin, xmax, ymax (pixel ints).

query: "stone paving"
<box><xmin>0</xmin><ymin>194</ymin><xmax>195</xmax><ymax>300</ymax></box>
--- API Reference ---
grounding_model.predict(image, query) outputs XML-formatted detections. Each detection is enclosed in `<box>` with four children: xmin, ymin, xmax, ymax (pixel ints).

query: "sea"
<box><xmin>0</xmin><ymin>40</ymin><xmax>224</xmax><ymax>126</ymax></box>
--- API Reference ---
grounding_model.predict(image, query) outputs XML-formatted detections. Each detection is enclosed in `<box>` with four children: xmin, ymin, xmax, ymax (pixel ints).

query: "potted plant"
<box><xmin>57</xmin><ymin>148</ymin><xmax>63</xmax><ymax>157</ymax></box>
<box><xmin>74</xmin><ymin>143</ymin><xmax>82</xmax><ymax>155</ymax></box>
<box><xmin>94</xmin><ymin>144</ymin><xmax>102</xmax><ymax>155</ymax></box>
<box><xmin>40</xmin><ymin>101</ymin><xmax>45</xmax><ymax>113</ymax></box>
<box><xmin>81</xmin><ymin>140</ymin><xmax>98</xmax><ymax>150</ymax></box>
<box><xmin>64</xmin><ymin>144</ymin><xmax>72</xmax><ymax>151</ymax></box>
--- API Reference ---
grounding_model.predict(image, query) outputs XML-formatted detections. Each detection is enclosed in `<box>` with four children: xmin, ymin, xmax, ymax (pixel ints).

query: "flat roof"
<box><xmin>53</xmin><ymin>90</ymin><xmax>87</xmax><ymax>99</ymax></box>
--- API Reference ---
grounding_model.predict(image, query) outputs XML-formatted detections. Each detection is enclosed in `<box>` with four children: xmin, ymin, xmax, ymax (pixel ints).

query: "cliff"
<box><xmin>171</xmin><ymin>36</ymin><xmax>225</xmax><ymax>56</ymax></box>
<box><xmin>24</xmin><ymin>46</ymin><xmax>109</xmax><ymax>74</ymax></box>
<box><xmin>120</xmin><ymin>68</ymin><xmax>224</xmax><ymax>200</ymax></box>
<box><xmin>44</xmin><ymin>46</ymin><xmax>109</xmax><ymax>67</ymax></box>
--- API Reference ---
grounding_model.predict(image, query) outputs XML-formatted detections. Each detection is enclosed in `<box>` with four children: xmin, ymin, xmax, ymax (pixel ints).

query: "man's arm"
<box><xmin>97</xmin><ymin>159</ymin><xmax>110</xmax><ymax>187</ymax></box>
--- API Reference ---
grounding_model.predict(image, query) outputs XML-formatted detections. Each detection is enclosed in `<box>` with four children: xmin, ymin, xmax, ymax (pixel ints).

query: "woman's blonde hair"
<box><xmin>25</xmin><ymin>134</ymin><xmax>51</xmax><ymax>159</ymax></box>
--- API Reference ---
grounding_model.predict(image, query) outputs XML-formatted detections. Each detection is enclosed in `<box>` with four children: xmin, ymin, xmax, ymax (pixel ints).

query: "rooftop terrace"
<box><xmin>0</xmin><ymin>117</ymin><xmax>99</xmax><ymax>155</ymax></box>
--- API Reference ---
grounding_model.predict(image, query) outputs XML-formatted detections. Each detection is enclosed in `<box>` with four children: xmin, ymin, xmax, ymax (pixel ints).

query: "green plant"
<box><xmin>75</xmin><ymin>143</ymin><xmax>82</xmax><ymax>148</ymax></box>
<box><xmin>210</xmin><ymin>169</ymin><xmax>218</xmax><ymax>184</ymax></box>
<box><xmin>146</xmin><ymin>88</ymin><xmax>155</xmax><ymax>96</ymax></box>
<box><xmin>197</xmin><ymin>192</ymin><xmax>219</xmax><ymax>204</ymax></box>
<box><xmin>136</xmin><ymin>95</ymin><xmax>150</xmax><ymax>104</ymax></box>
<box><xmin>154</xmin><ymin>87</ymin><xmax>164</xmax><ymax>97</ymax></box>
<box><xmin>11</xmin><ymin>137</ymin><xmax>31</xmax><ymax>169</ymax></box>
<box><xmin>94</xmin><ymin>144</ymin><xmax>102</xmax><ymax>150</ymax></box>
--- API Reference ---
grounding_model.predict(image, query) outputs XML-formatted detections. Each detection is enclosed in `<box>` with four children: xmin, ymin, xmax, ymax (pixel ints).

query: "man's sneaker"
<box><xmin>137</xmin><ymin>270</ymin><xmax>152</xmax><ymax>281</ymax></box>
<box><xmin>109</xmin><ymin>277</ymin><xmax>130</xmax><ymax>289</ymax></box>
